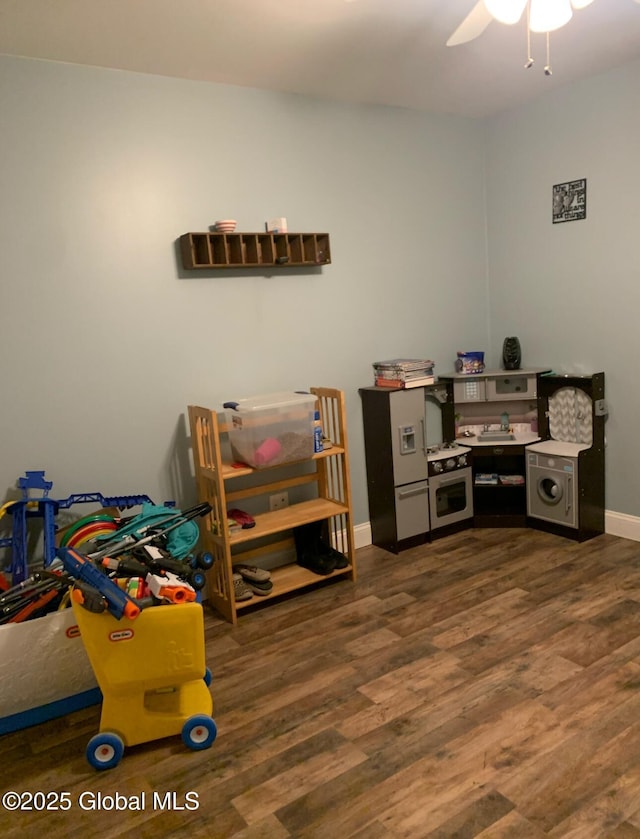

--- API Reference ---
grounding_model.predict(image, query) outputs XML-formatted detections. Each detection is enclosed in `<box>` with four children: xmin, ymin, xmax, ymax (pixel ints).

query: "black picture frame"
<box><xmin>553</xmin><ymin>178</ymin><xmax>587</xmax><ymax>224</ymax></box>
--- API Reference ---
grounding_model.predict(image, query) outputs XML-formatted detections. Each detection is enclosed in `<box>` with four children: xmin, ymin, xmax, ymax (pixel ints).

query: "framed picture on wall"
<box><xmin>553</xmin><ymin>178</ymin><xmax>587</xmax><ymax>224</ymax></box>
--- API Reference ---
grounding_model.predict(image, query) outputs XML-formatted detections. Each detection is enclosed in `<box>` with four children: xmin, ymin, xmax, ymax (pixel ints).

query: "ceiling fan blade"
<box><xmin>446</xmin><ymin>1</ymin><xmax>494</xmax><ymax>46</ymax></box>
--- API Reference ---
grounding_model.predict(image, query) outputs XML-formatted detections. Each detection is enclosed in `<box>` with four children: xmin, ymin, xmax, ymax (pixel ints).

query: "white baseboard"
<box><xmin>353</xmin><ymin>512</ymin><xmax>640</xmax><ymax>549</ymax></box>
<box><xmin>605</xmin><ymin>510</ymin><xmax>640</xmax><ymax>542</ymax></box>
<box><xmin>353</xmin><ymin>522</ymin><xmax>372</xmax><ymax>550</ymax></box>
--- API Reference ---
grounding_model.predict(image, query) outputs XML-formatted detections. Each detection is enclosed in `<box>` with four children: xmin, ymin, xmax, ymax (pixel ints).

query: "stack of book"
<box><xmin>475</xmin><ymin>473</ymin><xmax>499</xmax><ymax>485</ymax></box>
<box><xmin>498</xmin><ymin>474</ymin><xmax>525</xmax><ymax>486</ymax></box>
<box><xmin>373</xmin><ymin>358</ymin><xmax>435</xmax><ymax>389</ymax></box>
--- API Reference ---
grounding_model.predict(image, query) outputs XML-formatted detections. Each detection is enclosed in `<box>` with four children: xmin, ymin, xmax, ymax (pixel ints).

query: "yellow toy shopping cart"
<box><xmin>71</xmin><ymin>599</ymin><xmax>216</xmax><ymax>770</ymax></box>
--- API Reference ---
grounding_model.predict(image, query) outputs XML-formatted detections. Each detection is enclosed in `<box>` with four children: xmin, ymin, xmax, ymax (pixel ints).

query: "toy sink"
<box><xmin>478</xmin><ymin>431</ymin><xmax>516</xmax><ymax>442</ymax></box>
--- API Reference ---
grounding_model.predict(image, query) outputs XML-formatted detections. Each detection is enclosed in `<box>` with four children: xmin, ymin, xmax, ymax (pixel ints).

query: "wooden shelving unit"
<box><xmin>180</xmin><ymin>232</ymin><xmax>331</xmax><ymax>269</ymax></box>
<box><xmin>188</xmin><ymin>387</ymin><xmax>355</xmax><ymax>624</ymax></box>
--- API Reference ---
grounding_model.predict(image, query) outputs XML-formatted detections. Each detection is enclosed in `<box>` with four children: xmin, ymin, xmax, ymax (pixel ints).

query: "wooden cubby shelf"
<box><xmin>235</xmin><ymin>562</ymin><xmax>350</xmax><ymax>611</ymax></box>
<box><xmin>180</xmin><ymin>232</ymin><xmax>331</xmax><ymax>269</ymax></box>
<box><xmin>188</xmin><ymin>387</ymin><xmax>355</xmax><ymax>624</ymax></box>
<box><xmin>219</xmin><ymin>500</ymin><xmax>350</xmax><ymax>547</ymax></box>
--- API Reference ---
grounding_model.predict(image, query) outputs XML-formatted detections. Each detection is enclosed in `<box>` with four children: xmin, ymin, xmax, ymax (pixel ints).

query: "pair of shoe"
<box><xmin>233</xmin><ymin>564</ymin><xmax>273</xmax><ymax>599</ymax></box>
<box><xmin>293</xmin><ymin>522</ymin><xmax>349</xmax><ymax>576</ymax></box>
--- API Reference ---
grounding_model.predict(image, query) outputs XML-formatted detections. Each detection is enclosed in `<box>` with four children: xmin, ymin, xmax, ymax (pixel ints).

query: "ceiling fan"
<box><xmin>447</xmin><ymin>0</ymin><xmax>640</xmax><ymax>48</ymax></box>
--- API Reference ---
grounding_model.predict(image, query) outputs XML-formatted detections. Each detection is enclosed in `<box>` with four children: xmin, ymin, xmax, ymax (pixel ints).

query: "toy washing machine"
<box><xmin>527</xmin><ymin>449</ymin><xmax>578</xmax><ymax>528</ymax></box>
<box><xmin>526</xmin><ymin>372</ymin><xmax>606</xmax><ymax>541</ymax></box>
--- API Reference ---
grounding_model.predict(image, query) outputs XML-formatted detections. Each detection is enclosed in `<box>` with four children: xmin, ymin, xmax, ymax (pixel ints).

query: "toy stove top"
<box><xmin>427</xmin><ymin>441</ymin><xmax>471</xmax><ymax>475</ymax></box>
<box><xmin>427</xmin><ymin>440</ymin><xmax>469</xmax><ymax>458</ymax></box>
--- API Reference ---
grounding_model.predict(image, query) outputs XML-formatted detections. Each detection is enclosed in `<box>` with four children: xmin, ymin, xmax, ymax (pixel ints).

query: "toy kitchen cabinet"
<box><xmin>359</xmin><ymin>381</ymin><xmax>475</xmax><ymax>554</ymax></box>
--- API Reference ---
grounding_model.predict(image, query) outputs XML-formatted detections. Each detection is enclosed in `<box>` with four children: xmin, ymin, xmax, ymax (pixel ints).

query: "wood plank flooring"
<box><xmin>4</xmin><ymin>527</ymin><xmax>640</xmax><ymax>837</ymax></box>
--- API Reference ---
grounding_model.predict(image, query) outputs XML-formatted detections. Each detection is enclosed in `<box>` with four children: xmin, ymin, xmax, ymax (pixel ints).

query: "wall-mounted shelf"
<box><xmin>180</xmin><ymin>232</ymin><xmax>331</xmax><ymax>269</ymax></box>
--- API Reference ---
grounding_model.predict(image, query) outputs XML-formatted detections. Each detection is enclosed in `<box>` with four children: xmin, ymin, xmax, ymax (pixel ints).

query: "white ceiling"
<box><xmin>1</xmin><ymin>0</ymin><xmax>640</xmax><ymax>118</ymax></box>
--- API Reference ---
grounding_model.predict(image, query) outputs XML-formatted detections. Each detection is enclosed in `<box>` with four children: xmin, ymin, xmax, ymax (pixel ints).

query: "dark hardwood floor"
<box><xmin>4</xmin><ymin>527</ymin><xmax>640</xmax><ymax>838</ymax></box>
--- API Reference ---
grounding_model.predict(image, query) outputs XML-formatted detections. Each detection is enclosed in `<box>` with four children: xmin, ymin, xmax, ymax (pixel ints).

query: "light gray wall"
<box><xmin>0</xmin><ymin>56</ymin><xmax>488</xmax><ymax>525</ymax></box>
<box><xmin>485</xmin><ymin>58</ymin><xmax>640</xmax><ymax>517</ymax></box>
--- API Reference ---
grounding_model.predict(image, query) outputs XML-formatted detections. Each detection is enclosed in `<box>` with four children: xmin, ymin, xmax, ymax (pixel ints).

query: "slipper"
<box><xmin>227</xmin><ymin>508</ymin><xmax>256</xmax><ymax>529</ymax></box>
<box><xmin>233</xmin><ymin>573</ymin><xmax>253</xmax><ymax>601</ymax></box>
<box><xmin>246</xmin><ymin>579</ymin><xmax>273</xmax><ymax>596</ymax></box>
<box><xmin>234</xmin><ymin>563</ymin><xmax>271</xmax><ymax>583</ymax></box>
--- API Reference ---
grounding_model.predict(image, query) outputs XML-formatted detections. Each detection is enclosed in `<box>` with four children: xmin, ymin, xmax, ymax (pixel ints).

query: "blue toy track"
<box><xmin>0</xmin><ymin>470</ymin><xmax>162</xmax><ymax>584</ymax></box>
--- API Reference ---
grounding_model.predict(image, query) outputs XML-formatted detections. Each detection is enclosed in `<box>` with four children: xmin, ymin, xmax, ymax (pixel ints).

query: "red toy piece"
<box><xmin>226</xmin><ymin>509</ymin><xmax>256</xmax><ymax>529</ymax></box>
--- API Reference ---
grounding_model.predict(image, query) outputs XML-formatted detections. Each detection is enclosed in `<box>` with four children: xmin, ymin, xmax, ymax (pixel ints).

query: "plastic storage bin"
<box><xmin>0</xmin><ymin>607</ymin><xmax>100</xmax><ymax>734</ymax></box>
<box><xmin>72</xmin><ymin>600</ymin><xmax>216</xmax><ymax>770</ymax></box>
<box><xmin>224</xmin><ymin>391</ymin><xmax>316</xmax><ymax>468</ymax></box>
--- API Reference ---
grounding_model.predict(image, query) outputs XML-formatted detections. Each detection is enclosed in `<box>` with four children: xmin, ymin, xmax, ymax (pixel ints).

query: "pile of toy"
<box><xmin>0</xmin><ymin>471</ymin><xmax>213</xmax><ymax>624</ymax></box>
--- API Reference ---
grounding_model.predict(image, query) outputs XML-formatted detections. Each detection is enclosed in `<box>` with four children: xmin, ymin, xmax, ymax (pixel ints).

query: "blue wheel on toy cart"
<box><xmin>86</xmin><ymin>732</ymin><xmax>125</xmax><ymax>770</ymax></box>
<box><xmin>194</xmin><ymin>551</ymin><xmax>214</xmax><ymax>570</ymax></box>
<box><xmin>182</xmin><ymin>715</ymin><xmax>217</xmax><ymax>751</ymax></box>
<box><xmin>190</xmin><ymin>569</ymin><xmax>207</xmax><ymax>591</ymax></box>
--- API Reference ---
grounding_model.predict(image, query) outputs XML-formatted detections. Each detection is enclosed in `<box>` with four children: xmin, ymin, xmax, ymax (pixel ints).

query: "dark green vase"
<box><xmin>502</xmin><ymin>337</ymin><xmax>521</xmax><ymax>370</ymax></box>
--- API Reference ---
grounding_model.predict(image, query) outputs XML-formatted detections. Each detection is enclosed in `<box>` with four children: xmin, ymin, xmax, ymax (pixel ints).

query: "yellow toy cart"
<box><xmin>71</xmin><ymin>599</ymin><xmax>216</xmax><ymax>770</ymax></box>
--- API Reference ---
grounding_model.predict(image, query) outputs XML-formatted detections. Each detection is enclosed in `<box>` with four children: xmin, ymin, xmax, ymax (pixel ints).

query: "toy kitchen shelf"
<box><xmin>188</xmin><ymin>387</ymin><xmax>355</xmax><ymax>624</ymax></box>
<box><xmin>470</xmin><ymin>446</ymin><xmax>528</xmax><ymax>527</ymax></box>
<box><xmin>179</xmin><ymin>232</ymin><xmax>331</xmax><ymax>269</ymax></box>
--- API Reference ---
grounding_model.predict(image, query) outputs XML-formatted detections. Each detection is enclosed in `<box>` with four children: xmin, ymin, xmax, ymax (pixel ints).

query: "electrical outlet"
<box><xmin>269</xmin><ymin>492</ymin><xmax>289</xmax><ymax>511</ymax></box>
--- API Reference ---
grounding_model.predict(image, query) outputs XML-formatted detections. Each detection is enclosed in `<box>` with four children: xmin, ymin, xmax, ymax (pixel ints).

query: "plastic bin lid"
<box><xmin>223</xmin><ymin>391</ymin><xmax>316</xmax><ymax>412</ymax></box>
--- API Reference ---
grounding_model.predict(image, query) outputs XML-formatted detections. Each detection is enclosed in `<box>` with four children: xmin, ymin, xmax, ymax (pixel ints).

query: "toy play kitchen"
<box><xmin>360</xmin><ymin>359</ymin><xmax>606</xmax><ymax>553</ymax></box>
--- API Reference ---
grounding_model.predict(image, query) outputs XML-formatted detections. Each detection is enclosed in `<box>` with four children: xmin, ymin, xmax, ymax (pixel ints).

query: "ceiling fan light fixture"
<box><xmin>483</xmin><ymin>0</ymin><xmax>528</xmax><ymax>25</ymax></box>
<box><xmin>529</xmin><ymin>0</ymin><xmax>573</xmax><ymax>33</ymax></box>
<box><xmin>570</xmin><ymin>0</ymin><xmax>595</xmax><ymax>9</ymax></box>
